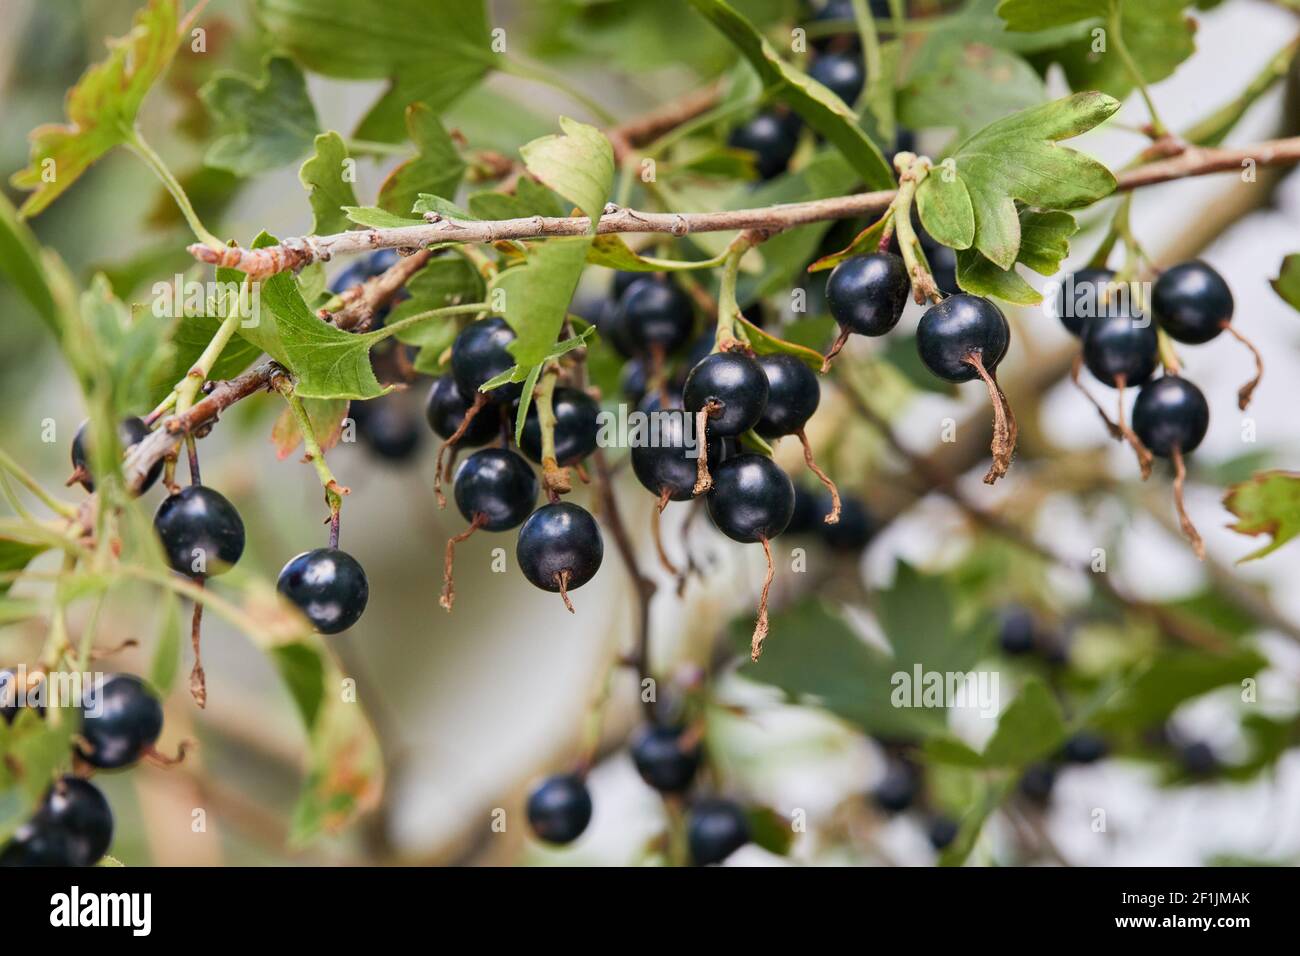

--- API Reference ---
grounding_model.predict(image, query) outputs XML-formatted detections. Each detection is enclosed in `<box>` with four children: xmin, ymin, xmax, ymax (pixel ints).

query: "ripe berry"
<box><xmin>595</xmin><ymin>298</ymin><xmax>637</xmax><ymax>359</ymax></box>
<box><xmin>1019</xmin><ymin>762</ymin><xmax>1057</xmax><ymax>803</ymax></box>
<box><xmin>1132</xmin><ymin>376</ymin><xmax>1209</xmax><ymax>457</ymax></box>
<box><xmin>78</xmin><ymin>673</ymin><xmax>163</xmax><ymax>769</ymax></box>
<box><xmin>630</xmin><ymin>724</ymin><xmax>701</xmax><ymax>794</ymax></box>
<box><xmin>1062</xmin><ymin>731</ymin><xmax>1107</xmax><ymax>765</ymax></box>
<box><xmin>1081</xmin><ymin>313</ymin><xmax>1157</xmax><ymax>388</ymax></box>
<box><xmin>927</xmin><ymin>815</ymin><xmax>959</xmax><ymax>852</ymax></box>
<box><xmin>617</xmin><ymin>277</ymin><xmax>695</xmax><ymax>356</ymax></box>
<box><xmin>784</xmin><ymin>484</ymin><xmax>822</xmax><ymax>535</ymax></box>
<box><xmin>631</xmin><ymin>408</ymin><xmax>724</xmax><ymax>502</ymax></box>
<box><xmin>687</xmin><ymin>798</ymin><xmax>751</xmax><ymax>865</ymax></box>
<box><xmin>754</xmin><ymin>354</ymin><xmax>819</xmax><ymax>438</ymax></box>
<box><xmin>451</xmin><ymin>317</ymin><xmax>523</xmax><ymax>404</ymax></box>
<box><xmin>706</xmin><ymin>455</ymin><xmax>795</xmax><ymax>543</ymax></box>
<box><xmin>153</xmin><ymin>485</ymin><xmax>245</xmax><ymax>577</ymax></box>
<box><xmin>350</xmin><ymin>395</ymin><xmax>421</xmax><ymax>461</ymax></box>
<box><xmin>819</xmin><ymin>495</ymin><xmax>872</xmax><ymax>551</ymax></box>
<box><xmin>424</xmin><ymin>375</ymin><xmax>498</xmax><ymax>446</ymax></box>
<box><xmin>872</xmin><ymin>758</ymin><xmax>919</xmax><ymax>813</ymax></box>
<box><xmin>1152</xmin><ymin>260</ymin><xmax>1233</xmax><ymax>344</ymax></box>
<box><xmin>1053</xmin><ymin>267</ymin><xmax>1116</xmax><ymax>337</ymax></box>
<box><xmin>453</xmin><ymin>449</ymin><xmax>538</xmax><ymax>530</ymax></box>
<box><xmin>277</xmin><ymin>548</ymin><xmax>370</xmax><ymax>634</ymax></box>
<box><xmin>39</xmin><ymin>776</ymin><xmax>113</xmax><ymax>866</ymax></box>
<box><xmin>526</xmin><ymin>773</ymin><xmax>592</xmax><ymax>845</ymax></box>
<box><xmin>826</xmin><ymin>253</ymin><xmax>910</xmax><ymax>337</ymax></box>
<box><xmin>519</xmin><ymin>387</ymin><xmax>600</xmax><ymax>467</ymax></box>
<box><xmin>728</xmin><ymin>112</ymin><xmax>799</xmax><ymax>181</ymax></box>
<box><xmin>517</xmin><ymin>502</ymin><xmax>604</xmax><ymax>600</ymax></box>
<box><xmin>70</xmin><ymin>416</ymin><xmax>162</xmax><ymax>493</ymax></box>
<box><xmin>683</xmin><ymin>352</ymin><xmax>770</xmax><ymax>437</ymax></box>
<box><xmin>809</xmin><ymin>50</ymin><xmax>864</xmax><ymax>104</ymax></box>
<box><xmin>998</xmin><ymin>606</ymin><xmax>1037</xmax><ymax>656</ymax></box>
<box><xmin>0</xmin><ymin>820</ymin><xmax>76</xmax><ymax>866</ymax></box>
<box><xmin>917</xmin><ymin>294</ymin><xmax>1010</xmax><ymax>382</ymax></box>
<box><xmin>1179</xmin><ymin>740</ymin><xmax>1218</xmax><ymax>777</ymax></box>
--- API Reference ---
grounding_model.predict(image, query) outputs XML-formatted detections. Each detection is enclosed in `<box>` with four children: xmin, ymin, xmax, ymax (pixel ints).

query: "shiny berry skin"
<box><xmin>1152</xmin><ymin>260</ymin><xmax>1233</xmax><ymax>344</ymax></box>
<box><xmin>1053</xmin><ymin>267</ymin><xmax>1116</xmax><ymax>338</ymax></box>
<box><xmin>519</xmin><ymin>387</ymin><xmax>600</xmax><ymax>466</ymax></box>
<box><xmin>617</xmin><ymin>277</ymin><xmax>695</xmax><ymax>356</ymax></box>
<box><xmin>39</xmin><ymin>776</ymin><xmax>113</xmax><ymax>866</ymax></box>
<box><xmin>452</xmin><ymin>448</ymin><xmax>538</xmax><ymax>530</ymax></box>
<box><xmin>809</xmin><ymin>50</ymin><xmax>864</xmax><ymax>104</ymax></box>
<box><xmin>754</xmin><ymin>354</ymin><xmax>819</xmax><ymax>438</ymax></box>
<box><xmin>728</xmin><ymin>112</ymin><xmax>798</xmax><ymax>181</ymax></box>
<box><xmin>631</xmin><ymin>408</ymin><xmax>725</xmax><ymax>502</ymax></box>
<box><xmin>153</xmin><ymin>485</ymin><xmax>245</xmax><ymax>577</ymax></box>
<box><xmin>687</xmin><ymin>798</ymin><xmax>750</xmax><ymax>865</ymax></box>
<box><xmin>826</xmin><ymin>253</ymin><xmax>910</xmax><ymax>337</ymax></box>
<box><xmin>706</xmin><ymin>454</ymin><xmax>795</xmax><ymax>543</ymax></box>
<box><xmin>0</xmin><ymin>821</ymin><xmax>76</xmax><ymax>866</ymax></box>
<box><xmin>819</xmin><ymin>495</ymin><xmax>873</xmax><ymax>551</ymax></box>
<box><xmin>998</xmin><ymin>606</ymin><xmax>1037</xmax><ymax>656</ymax></box>
<box><xmin>917</xmin><ymin>294</ymin><xmax>1010</xmax><ymax>383</ymax></box>
<box><xmin>451</xmin><ymin>317</ymin><xmax>523</xmax><ymax>404</ymax></box>
<box><xmin>1132</xmin><ymin>376</ymin><xmax>1209</xmax><ymax>457</ymax></box>
<box><xmin>70</xmin><ymin>416</ymin><xmax>162</xmax><ymax>494</ymax></box>
<box><xmin>516</xmin><ymin>503</ymin><xmax>604</xmax><ymax>594</ymax></box>
<box><xmin>611</xmin><ymin>270</ymin><xmax>642</xmax><ymax>300</ymax></box>
<box><xmin>1062</xmin><ymin>731</ymin><xmax>1107</xmax><ymax>765</ymax></box>
<box><xmin>526</xmin><ymin>773</ymin><xmax>592</xmax><ymax>845</ymax></box>
<box><xmin>78</xmin><ymin>673</ymin><xmax>163</xmax><ymax>769</ymax></box>
<box><xmin>630</xmin><ymin>724</ymin><xmax>701</xmax><ymax>794</ymax></box>
<box><xmin>873</xmin><ymin>758</ymin><xmax>919</xmax><ymax>813</ymax></box>
<box><xmin>927</xmin><ymin>815</ymin><xmax>959</xmax><ymax>852</ymax></box>
<box><xmin>424</xmin><ymin>375</ymin><xmax>498</xmax><ymax>446</ymax></box>
<box><xmin>683</xmin><ymin>352</ymin><xmax>770</xmax><ymax>437</ymax></box>
<box><xmin>350</xmin><ymin>395</ymin><xmax>421</xmax><ymax>461</ymax></box>
<box><xmin>276</xmin><ymin>548</ymin><xmax>370</xmax><ymax>635</ymax></box>
<box><xmin>1081</xmin><ymin>312</ymin><xmax>1158</xmax><ymax>388</ymax></box>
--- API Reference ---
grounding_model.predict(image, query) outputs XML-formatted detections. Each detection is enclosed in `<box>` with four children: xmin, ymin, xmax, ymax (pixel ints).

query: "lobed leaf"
<box><xmin>520</xmin><ymin>117</ymin><xmax>615</xmax><ymax>225</ymax></box>
<box><xmin>300</xmin><ymin>132</ymin><xmax>359</xmax><ymax>235</ymax></box>
<box><xmin>377</xmin><ymin>104</ymin><xmax>466</xmax><ymax>218</ymax></box>
<box><xmin>1223</xmin><ymin>470</ymin><xmax>1300</xmax><ymax>561</ymax></box>
<box><xmin>200</xmin><ymin>56</ymin><xmax>320</xmax><ymax>176</ymax></box>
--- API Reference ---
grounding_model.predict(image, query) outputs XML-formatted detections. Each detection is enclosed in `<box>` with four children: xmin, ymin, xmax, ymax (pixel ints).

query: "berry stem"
<box><xmin>440</xmin><ymin>513</ymin><xmax>487</xmax><ymax>612</ymax></box>
<box><xmin>190</xmin><ymin>577</ymin><xmax>207</xmax><ymax>709</ymax></box>
<box><xmin>1155</xmin><ymin>326</ymin><xmax>1183</xmax><ymax>375</ymax></box>
<box><xmin>125</xmin><ymin>129</ymin><xmax>224</xmax><ymax>251</ymax></box>
<box><xmin>535</xmin><ymin>366</ymin><xmax>572</xmax><ymax>499</ymax></box>
<box><xmin>368</xmin><ymin>301</ymin><xmax>491</xmax><ymax>342</ymax></box>
<box><xmin>1070</xmin><ymin>351</ymin><xmax>1125</xmax><ymax>441</ymax></box>
<box><xmin>963</xmin><ymin>352</ymin><xmax>1017</xmax><ymax>485</ymax></box>
<box><xmin>713</xmin><ymin>234</ymin><xmax>753</xmax><ymax>351</ymax></box>
<box><xmin>889</xmin><ymin>155</ymin><xmax>940</xmax><ymax>305</ymax></box>
<box><xmin>1221</xmin><ymin>324</ymin><xmax>1264</xmax><ymax>410</ymax></box>
<box><xmin>277</xmin><ymin>379</ymin><xmax>350</xmax><ymax>541</ymax></box>
<box><xmin>750</xmin><ymin>535</ymin><xmax>775</xmax><ymax>662</ymax></box>
<box><xmin>796</xmin><ymin>428</ymin><xmax>842</xmax><ymax>524</ymax></box>
<box><xmin>650</xmin><ymin>493</ymin><xmax>680</xmax><ymax>577</ymax></box>
<box><xmin>433</xmin><ymin>393</ymin><xmax>489</xmax><ymax>508</ymax></box>
<box><xmin>1107</xmin><ymin>3</ymin><xmax>1170</xmax><ymax>139</ymax></box>
<box><xmin>1170</xmin><ymin>446</ymin><xmax>1206</xmax><ymax>560</ymax></box>
<box><xmin>691</xmin><ymin>401</ymin><xmax>722</xmax><ymax>495</ymax></box>
<box><xmin>1113</xmin><ymin>377</ymin><xmax>1154</xmax><ymax>480</ymax></box>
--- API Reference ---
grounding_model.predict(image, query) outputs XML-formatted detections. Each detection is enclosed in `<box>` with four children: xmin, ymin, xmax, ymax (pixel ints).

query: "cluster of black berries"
<box><xmin>526</xmin><ymin>724</ymin><xmax>753</xmax><ymax>865</ymax></box>
<box><xmin>0</xmin><ymin>673</ymin><xmax>163</xmax><ymax>866</ymax></box>
<box><xmin>869</xmin><ymin>750</ymin><xmax>960</xmax><ymax>852</ymax></box>
<box><xmin>1057</xmin><ymin>259</ymin><xmax>1252</xmax><ymax>554</ymax></box>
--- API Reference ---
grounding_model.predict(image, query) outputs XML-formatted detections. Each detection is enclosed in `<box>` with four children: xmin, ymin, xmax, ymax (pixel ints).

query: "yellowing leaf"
<box><xmin>1224</xmin><ymin>470</ymin><xmax>1300</xmax><ymax>561</ymax></box>
<box><xmin>520</xmin><ymin>117</ymin><xmax>614</xmax><ymax>225</ymax></box>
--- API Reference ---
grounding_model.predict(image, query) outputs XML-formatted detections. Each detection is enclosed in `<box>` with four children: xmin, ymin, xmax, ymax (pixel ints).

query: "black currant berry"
<box><xmin>1152</xmin><ymin>260</ymin><xmax>1233</xmax><ymax>344</ymax></box>
<box><xmin>350</xmin><ymin>395</ymin><xmax>421</xmax><ymax>461</ymax></box>
<box><xmin>1062</xmin><ymin>731</ymin><xmax>1107</xmax><ymax>765</ymax></box>
<box><xmin>526</xmin><ymin>773</ymin><xmax>592</xmax><ymax>845</ymax></box>
<box><xmin>70</xmin><ymin>417</ymin><xmax>162</xmax><ymax>494</ymax></box>
<box><xmin>517</xmin><ymin>503</ymin><xmax>604</xmax><ymax>601</ymax></box>
<box><xmin>687</xmin><ymin>798</ymin><xmax>751</xmax><ymax>866</ymax></box>
<box><xmin>630</xmin><ymin>724</ymin><xmax>701</xmax><ymax>794</ymax></box>
<box><xmin>728</xmin><ymin>112</ymin><xmax>799</xmax><ymax>181</ymax></box>
<box><xmin>706</xmin><ymin>455</ymin><xmax>795</xmax><ymax>543</ymax></box>
<box><xmin>819</xmin><ymin>495</ymin><xmax>872</xmax><ymax>551</ymax></box>
<box><xmin>153</xmin><ymin>485</ymin><xmax>245</xmax><ymax>577</ymax></box>
<box><xmin>519</xmin><ymin>387</ymin><xmax>600</xmax><ymax>467</ymax></box>
<box><xmin>1179</xmin><ymin>740</ymin><xmax>1218</xmax><ymax>777</ymax></box>
<box><xmin>78</xmin><ymin>673</ymin><xmax>163</xmax><ymax>769</ymax></box>
<box><xmin>1053</xmin><ymin>267</ymin><xmax>1116</xmax><ymax>338</ymax></box>
<box><xmin>916</xmin><ymin>294</ymin><xmax>1010</xmax><ymax>383</ymax></box>
<box><xmin>595</xmin><ymin>298</ymin><xmax>637</xmax><ymax>359</ymax></box>
<box><xmin>754</xmin><ymin>354</ymin><xmax>819</xmax><ymax>438</ymax></box>
<box><xmin>620</xmin><ymin>358</ymin><xmax>649</xmax><ymax>404</ymax></box>
<box><xmin>1132</xmin><ymin>376</ymin><xmax>1209</xmax><ymax>458</ymax></box>
<box><xmin>0</xmin><ymin>669</ymin><xmax>43</xmax><ymax>724</ymax></box>
<box><xmin>453</xmin><ymin>448</ymin><xmax>538</xmax><ymax>530</ymax></box>
<box><xmin>1081</xmin><ymin>313</ymin><xmax>1157</xmax><ymax>388</ymax></box>
<box><xmin>872</xmin><ymin>758</ymin><xmax>920</xmax><ymax>813</ymax></box>
<box><xmin>424</xmin><ymin>375</ymin><xmax>498</xmax><ymax>446</ymax></box>
<box><xmin>631</xmin><ymin>408</ymin><xmax>724</xmax><ymax>502</ymax></box>
<box><xmin>927</xmin><ymin>815</ymin><xmax>959</xmax><ymax>852</ymax></box>
<box><xmin>617</xmin><ymin>276</ymin><xmax>695</xmax><ymax>356</ymax></box>
<box><xmin>784</xmin><ymin>484</ymin><xmax>822</xmax><ymax>535</ymax></box>
<box><xmin>998</xmin><ymin>606</ymin><xmax>1037</xmax><ymax>656</ymax></box>
<box><xmin>809</xmin><ymin>50</ymin><xmax>865</xmax><ymax>104</ymax></box>
<box><xmin>39</xmin><ymin>776</ymin><xmax>113</xmax><ymax>866</ymax></box>
<box><xmin>826</xmin><ymin>253</ymin><xmax>910</xmax><ymax>337</ymax></box>
<box><xmin>451</xmin><ymin>317</ymin><xmax>522</xmax><ymax>404</ymax></box>
<box><xmin>1019</xmin><ymin>762</ymin><xmax>1057</xmax><ymax>803</ymax></box>
<box><xmin>684</xmin><ymin>352</ymin><xmax>770</xmax><ymax>438</ymax></box>
<box><xmin>0</xmin><ymin>821</ymin><xmax>76</xmax><ymax>867</ymax></box>
<box><xmin>277</xmin><ymin>548</ymin><xmax>370</xmax><ymax>634</ymax></box>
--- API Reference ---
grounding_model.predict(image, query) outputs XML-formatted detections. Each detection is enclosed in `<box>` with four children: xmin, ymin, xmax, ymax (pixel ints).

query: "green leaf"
<box><xmin>0</xmin><ymin>193</ymin><xmax>57</xmax><ymax>333</ymax></box>
<box><xmin>200</xmin><ymin>56</ymin><xmax>320</xmax><ymax>176</ymax></box>
<box><xmin>948</xmin><ymin>92</ymin><xmax>1118</xmax><ymax>269</ymax></box>
<box><xmin>899</xmin><ymin>41</ymin><xmax>1045</xmax><ymax>136</ymax></box>
<box><xmin>300</xmin><ymin>132</ymin><xmax>359</xmax><ymax>235</ymax></box>
<box><xmin>996</xmin><ymin>0</ymin><xmax>1106</xmax><ymax>31</ymax></box>
<box><xmin>1097</xmin><ymin>647</ymin><xmax>1267</xmax><ymax>729</ymax></box>
<box><xmin>937</xmin><ymin>779</ymin><xmax>1009</xmax><ymax>866</ymax></box>
<box><xmin>149</xmin><ymin>591</ymin><xmax>182</xmax><ymax>694</ymax></box>
<box><xmin>412</xmin><ymin>194</ymin><xmax>476</xmax><ymax>220</ymax></box>
<box><xmin>255</xmin><ymin>0</ymin><xmax>495</xmax><ymax>142</ymax></box>
<box><xmin>1224</xmin><ymin>470</ymin><xmax>1300</xmax><ymax>561</ymax></box>
<box><xmin>745</xmin><ymin>806</ymin><xmax>795</xmax><ymax>856</ymax></box>
<box><xmin>148</xmin><ymin>310</ymin><xmax>263</xmax><ymax>408</ymax></box>
<box><xmin>981</xmin><ymin>679</ymin><xmax>1066</xmax><ymax>767</ymax></box>
<box><xmin>1271</xmin><ymin>254</ymin><xmax>1300</xmax><ymax>311</ymax></box>
<box><xmin>520</xmin><ymin>118</ymin><xmax>615</xmax><ymax>224</ymax></box>
<box><xmin>737</xmin><ymin>313</ymin><xmax>825</xmax><ymax>371</ymax></box>
<box><xmin>917</xmin><ymin>169</ymin><xmax>975</xmax><ymax>251</ymax></box>
<box><xmin>490</xmin><ymin>237</ymin><xmax>592</xmax><ymax>375</ymax></box>
<box><xmin>512</xmin><ymin>364</ymin><xmax>545</xmax><ymax>446</ymax></box>
<box><xmin>271</xmin><ymin>642</ymin><xmax>327</xmax><ymax>730</ymax></box>
<box><xmin>808</xmin><ymin>212</ymin><xmax>890</xmax><ymax>272</ymax></box>
<box><xmin>9</xmin><ymin>0</ymin><xmax>187</xmax><ymax>216</ymax></box>
<box><xmin>956</xmin><ymin>209</ymin><xmax>1078</xmax><ymax>304</ymax></box>
<box><xmin>343</xmin><ymin>206</ymin><xmax>425</xmax><ymax>230</ymax></box>
<box><xmin>0</xmin><ymin>540</ymin><xmax>47</xmax><ymax>596</ymax></box>
<box><xmin>586</xmin><ymin>235</ymin><xmax>725</xmax><ymax>273</ymax></box>
<box><xmin>377</xmin><ymin>103</ymin><xmax>466</xmax><ymax>218</ymax></box>
<box><xmin>685</xmin><ymin>0</ymin><xmax>895</xmax><ymax>189</ymax></box>
<box><xmin>924</xmin><ymin>736</ymin><xmax>989</xmax><ymax>768</ymax></box>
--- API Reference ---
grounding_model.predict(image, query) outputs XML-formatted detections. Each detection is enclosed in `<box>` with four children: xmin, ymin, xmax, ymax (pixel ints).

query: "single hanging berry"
<box><xmin>617</xmin><ymin>275</ymin><xmax>696</xmax><ymax>357</ymax></box>
<box><xmin>683</xmin><ymin>352</ymin><xmax>769</xmax><ymax>437</ymax></box>
<box><xmin>754</xmin><ymin>353</ymin><xmax>840</xmax><ymax>523</ymax></box>
<box><xmin>153</xmin><ymin>485</ymin><xmax>246</xmax><ymax>578</ymax></box>
<box><xmin>1080</xmin><ymin>310</ymin><xmax>1160</xmax><ymax>474</ymax></box>
<box><xmin>823</xmin><ymin>252</ymin><xmax>910</xmax><ymax>370</ymax></box>
<box><xmin>442</xmin><ymin>448</ymin><xmax>538</xmax><ymax>610</ymax></box>
<box><xmin>526</xmin><ymin>773</ymin><xmax>592</xmax><ymax>845</ymax></box>
<box><xmin>808</xmin><ymin>50</ymin><xmax>864</xmax><ymax>105</ymax></box>
<box><xmin>516</xmin><ymin>502</ymin><xmax>604</xmax><ymax>611</ymax></box>
<box><xmin>727</xmin><ymin>112</ymin><xmax>799</xmax><ymax>181</ymax></box>
<box><xmin>350</xmin><ymin>394</ymin><xmax>421</xmax><ymax>462</ymax></box>
<box><xmin>277</xmin><ymin>548</ymin><xmax>370</xmax><ymax>634</ymax></box>
<box><xmin>917</xmin><ymin>294</ymin><xmax>1016</xmax><ymax>483</ymax></box>
<box><xmin>78</xmin><ymin>673</ymin><xmax>164</xmax><ymax>769</ymax></box>
<box><xmin>687</xmin><ymin>798</ymin><xmax>751</xmax><ymax>866</ymax></box>
<box><xmin>630</xmin><ymin>724</ymin><xmax>702</xmax><ymax>794</ymax></box>
<box><xmin>36</xmin><ymin>776</ymin><xmax>114</xmax><ymax>866</ymax></box>
<box><xmin>1132</xmin><ymin>374</ymin><xmax>1210</xmax><ymax>557</ymax></box>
